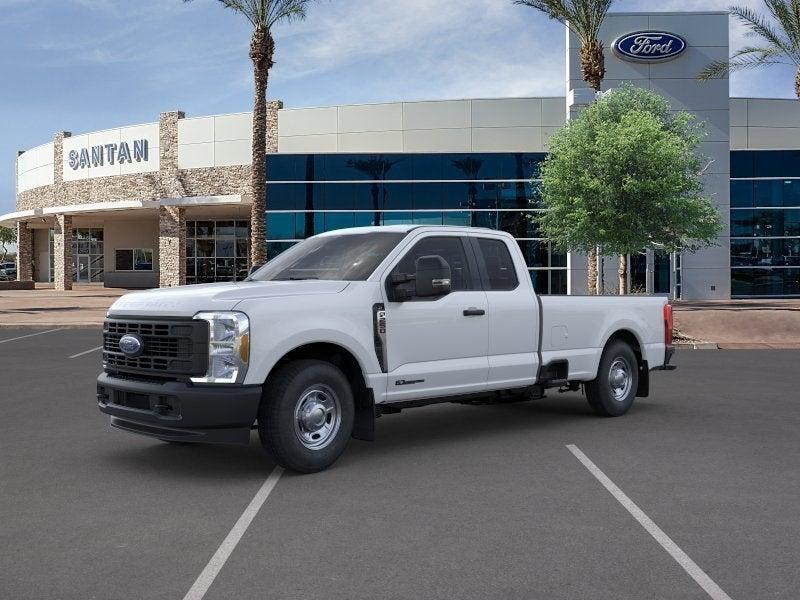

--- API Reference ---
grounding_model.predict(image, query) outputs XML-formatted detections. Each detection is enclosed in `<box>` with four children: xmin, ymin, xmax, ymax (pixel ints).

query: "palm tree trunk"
<box><xmin>249</xmin><ymin>27</ymin><xmax>274</xmax><ymax>267</ymax></box>
<box><xmin>596</xmin><ymin>246</ymin><xmax>603</xmax><ymax>294</ymax></box>
<box><xmin>587</xmin><ymin>247</ymin><xmax>597</xmax><ymax>295</ymax></box>
<box><xmin>618</xmin><ymin>254</ymin><xmax>628</xmax><ymax>295</ymax></box>
<box><xmin>580</xmin><ymin>40</ymin><xmax>605</xmax><ymax>92</ymax></box>
<box><xmin>796</xmin><ymin>68</ymin><xmax>800</xmax><ymax>100</ymax></box>
<box><xmin>580</xmin><ymin>39</ymin><xmax>604</xmax><ymax>295</ymax></box>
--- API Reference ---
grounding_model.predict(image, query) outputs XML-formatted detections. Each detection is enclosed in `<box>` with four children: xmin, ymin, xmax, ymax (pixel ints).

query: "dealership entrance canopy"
<box><xmin>4</xmin><ymin>11</ymin><xmax>800</xmax><ymax>299</ymax></box>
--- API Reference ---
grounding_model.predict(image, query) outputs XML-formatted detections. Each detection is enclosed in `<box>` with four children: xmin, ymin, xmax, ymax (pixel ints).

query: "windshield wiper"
<box><xmin>276</xmin><ymin>276</ymin><xmax>320</xmax><ymax>281</ymax></box>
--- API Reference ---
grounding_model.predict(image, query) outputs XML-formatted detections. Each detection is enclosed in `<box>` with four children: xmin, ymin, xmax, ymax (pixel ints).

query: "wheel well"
<box><xmin>269</xmin><ymin>343</ymin><xmax>375</xmax><ymax>439</ymax></box>
<box><xmin>606</xmin><ymin>330</ymin><xmax>643</xmax><ymax>368</ymax></box>
<box><xmin>272</xmin><ymin>342</ymin><xmax>366</xmax><ymax>390</ymax></box>
<box><xmin>605</xmin><ymin>329</ymin><xmax>649</xmax><ymax>397</ymax></box>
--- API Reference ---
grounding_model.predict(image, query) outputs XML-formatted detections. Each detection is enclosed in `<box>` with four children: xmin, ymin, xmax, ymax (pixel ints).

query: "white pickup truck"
<box><xmin>98</xmin><ymin>225</ymin><xmax>675</xmax><ymax>473</ymax></box>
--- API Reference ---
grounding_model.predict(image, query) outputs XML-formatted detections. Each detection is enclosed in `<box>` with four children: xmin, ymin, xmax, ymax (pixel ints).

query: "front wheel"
<box><xmin>585</xmin><ymin>340</ymin><xmax>638</xmax><ymax>417</ymax></box>
<box><xmin>258</xmin><ymin>359</ymin><xmax>354</xmax><ymax>473</ymax></box>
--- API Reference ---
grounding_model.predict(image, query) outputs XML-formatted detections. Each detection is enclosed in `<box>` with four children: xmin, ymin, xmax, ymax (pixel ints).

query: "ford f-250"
<box><xmin>98</xmin><ymin>225</ymin><xmax>675</xmax><ymax>473</ymax></box>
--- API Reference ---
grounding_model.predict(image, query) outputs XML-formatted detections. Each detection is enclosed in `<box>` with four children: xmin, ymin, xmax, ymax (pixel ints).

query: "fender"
<box><xmin>247</xmin><ymin>326</ymin><xmax>380</xmax><ymax>386</ymax></box>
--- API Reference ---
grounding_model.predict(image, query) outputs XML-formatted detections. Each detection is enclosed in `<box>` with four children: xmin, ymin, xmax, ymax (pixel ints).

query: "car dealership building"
<box><xmin>3</xmin><ymin>10</ymin><xmax>800</xmax><ymax>299</ymax></box>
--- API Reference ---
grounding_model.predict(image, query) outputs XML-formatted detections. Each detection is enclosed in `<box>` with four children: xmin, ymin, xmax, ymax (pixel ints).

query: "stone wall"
<box><xmin>14</xmin><ymin>106</ymin><xmax>280</xmax><ymax>289</ymax></box>
<box><xmin>266</xmin><ymin>101</ymin><xmax>281</xmax><ymax>154</ymax></box>
<box><xmin>53</xmin><ymin>214</ymin><xmax>73</xmax><ymax>291</ymax></box>
<box><xmin>15</xmin><ymin>222</ymin><xmax>33</xmax><ymax>281</ymax></box>
<box><xmin>158</xmin><ymin>206</ymin><xmax>186</xmax><ymax>287</ymax></box>
<box><xmin>15</xmin><ymin>107</ymin><xmax>281</xmax><ymax>212</ymax></box>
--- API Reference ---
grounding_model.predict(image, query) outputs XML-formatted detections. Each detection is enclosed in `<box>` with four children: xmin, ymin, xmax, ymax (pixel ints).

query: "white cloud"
<box><xmin>268</xmin><ymin>0</ymin><xmax>566</xmax><ymax>101</ymax></box>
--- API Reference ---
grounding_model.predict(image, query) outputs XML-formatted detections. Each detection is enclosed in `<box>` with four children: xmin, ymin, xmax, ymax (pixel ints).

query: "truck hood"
<box><xmin>108</xmin><ymin>280</ymin><xmax>350</xmax><ymax>318</ymax></box>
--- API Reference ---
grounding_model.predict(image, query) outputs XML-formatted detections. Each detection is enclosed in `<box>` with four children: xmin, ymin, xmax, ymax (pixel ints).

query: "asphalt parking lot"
<box><xmin>1</xmin><ymin>328</ymin><xmax>799</xmax><ymax>599</ymax></box>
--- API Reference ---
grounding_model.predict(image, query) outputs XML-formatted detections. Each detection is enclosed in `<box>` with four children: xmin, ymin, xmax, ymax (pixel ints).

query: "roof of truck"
<box><xmin>316</xmin><ymin>225</ymin><xmax>506</xmax><ymax>236</ymax></box>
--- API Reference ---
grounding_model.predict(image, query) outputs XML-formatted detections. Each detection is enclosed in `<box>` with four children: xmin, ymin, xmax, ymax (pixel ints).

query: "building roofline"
<box><xmin>278</xmin><ymin>96</ymin><xmax>565</xmax><ymax>112</ymax></box>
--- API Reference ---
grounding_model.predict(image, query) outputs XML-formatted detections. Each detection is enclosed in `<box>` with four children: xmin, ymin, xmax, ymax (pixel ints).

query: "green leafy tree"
<box><xmin>0</xmin><ymin>226</ymin><xmax>15</xmax><ymax>263</ymax></box>
<box><xmin>535</xmin><ymin>85</ymin><xmax>723</xmax><ymax>294</ymax></box>
<box><xmin>514</xmin><ymin>0</ymin><xmax>615</xmax><ymax>293</ymax></box>
<box><xmin>699</xmin><ymin>1</ymin><xmax>800</xmax><ymax>98</ymax></box>
<box><xmin>184</xmin><ymin>0</ymin><xmax>317</xmax><ymax>266</ymax></box>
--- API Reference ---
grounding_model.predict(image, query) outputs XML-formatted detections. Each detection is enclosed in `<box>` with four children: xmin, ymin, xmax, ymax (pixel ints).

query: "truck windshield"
<box><xmin>249</xmin><ymin>231</ymin><xmax>407</xmax><ymax>282</ymax></box>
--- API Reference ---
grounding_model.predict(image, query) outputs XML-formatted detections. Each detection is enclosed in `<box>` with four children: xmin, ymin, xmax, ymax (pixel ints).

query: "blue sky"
<box><xmin>1</xmin><ymin>0</ymin><xmax>796</xmax><ymax>216</ymax></box>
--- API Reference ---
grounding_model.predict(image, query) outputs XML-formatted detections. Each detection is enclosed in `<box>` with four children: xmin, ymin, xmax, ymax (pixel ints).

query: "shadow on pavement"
<box><xmin>95</xmin><ymin>395</ymin><xmax>666</xmax><ymax>476</ymax></box>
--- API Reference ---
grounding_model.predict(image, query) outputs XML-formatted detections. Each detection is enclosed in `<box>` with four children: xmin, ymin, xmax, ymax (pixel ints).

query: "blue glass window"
<box><xmin>380</xmin><ymin>183</ymin><xmax>413</xmax><ymax>210</ymax></box>
<box><xmin>754</xmin><ymin>181</ymin><xmax>783</xmax><ymax>207</ymax></box>
<box><xmin>266</xmin><ymin>213</ymin><xmax>296</xmax><ymax>240</ymax></box>
<box><xmin>730</xmin><ymin>151</ymin><xmax>754</xmax><ymax>178</ymax></box>
<box><xmin>732</xmin><ymin>268</ymin><xmax>800</xmax><ymax>296</ymax></box>
<box><xmin>266</xmin><ymin>153</ymin><xmax>546</xmax><ymax>183</ymax></box>
<box><xmin>730</xmin><ymin>180</ymin><xmax>753</xmax><ymax>208</ymax></box>
<box><xmin>755</xmin><ymin>150</ymin><xmax>800</xmax><ymax>178</ymax></box>
<box><xmin>323</xmin><ymin>212</ymin><xmax>355</xmax><ymax>232</ymax></box>
<box><xmin>783</xmin><ymin>181</ymin><xmax>800</xmax><ymax>207</ymax></box>
<box><xmin>443</xmin><ymin>211</ymin><xmax>471</xmax><ymax>226</ymax></box>
<box><xmin>730</xmin><ymin>239</ymin><xmax>800</xmax><ymax>267</ymax></box>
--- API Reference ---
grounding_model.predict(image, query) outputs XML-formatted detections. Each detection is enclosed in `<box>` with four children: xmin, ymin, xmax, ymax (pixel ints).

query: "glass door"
<box><xmin>76</xmin><ymin>256</ymin><xmax>90</xmax><ymax>282</ymax></box>
<box><xmin>71</xmin><ymin>228</ymin><xmax>104</xmax><ymax>283</ymax></box>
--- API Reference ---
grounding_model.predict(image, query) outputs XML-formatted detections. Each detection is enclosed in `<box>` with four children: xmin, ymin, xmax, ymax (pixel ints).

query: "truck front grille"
<box><xmin>103</xmin><ymin>318</ymin><xmax>209</xmax><ymax>379</ymax></box>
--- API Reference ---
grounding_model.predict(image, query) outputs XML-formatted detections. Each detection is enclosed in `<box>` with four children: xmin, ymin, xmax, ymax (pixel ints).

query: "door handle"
<box><xmin>463</xmin><ymin>308</ymin><xmax>486</xmax><ymax>317</ymax></box>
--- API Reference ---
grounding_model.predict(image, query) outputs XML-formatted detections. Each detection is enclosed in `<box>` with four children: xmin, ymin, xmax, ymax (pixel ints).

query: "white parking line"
<box><xmin>0</xmin><ymin>329</ymin><xmax>63</xmax><ymax>345</ymax></box>
<box><xmin>567</xmin><ymin>444</ymin><xmax>732</xmax><ymax>600</ymax></box>
<box><xmin>68</xmin><ymin>346</ymin><xmax>103</xmax><ymax>359</ymax></box>
<box><xmin>183</xmin><ymin>466</ymin><xmax>284</xmax><ymax>600</ymax></box>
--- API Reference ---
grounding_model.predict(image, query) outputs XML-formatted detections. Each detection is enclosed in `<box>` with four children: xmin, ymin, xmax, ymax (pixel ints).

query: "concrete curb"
<box><xmin>674</xmin><ymin>342</ymin><xmax>719</xmax><ymax>350</ymax></box>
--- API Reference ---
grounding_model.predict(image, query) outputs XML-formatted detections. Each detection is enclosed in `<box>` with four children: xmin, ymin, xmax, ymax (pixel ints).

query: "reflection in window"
<box><xmin>266</xmin><ymin>153</ymin><xmax>546</xmax><ymax>182</ymax></box>
<box><xmin>186</xmin><ymin>220</ymin><xmax>250</xmax><ymax>284</ymax></box>
<box><xmin>115</xmin><ymin>248</ymin><xmax>153</xmax><ymax>271</ymax></box>
<box><xmin>264</xmin><ymin>152</ymin><xmax>562</xmax><ymax>292</ymax></box>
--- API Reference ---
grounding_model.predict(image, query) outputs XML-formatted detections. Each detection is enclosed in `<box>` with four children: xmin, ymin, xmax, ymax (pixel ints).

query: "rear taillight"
<box><xmin>663</xmin><ymin>304</ymin><xmax>673</xmax><ymax>346</ymax></box>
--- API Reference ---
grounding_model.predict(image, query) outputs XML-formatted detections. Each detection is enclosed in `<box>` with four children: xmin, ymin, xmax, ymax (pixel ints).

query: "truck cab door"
<box><xmin>468</xmin><ymin>236</ymin><xmax>539</xmax><ymax>390</ymax></box>
<box><xmin>381</xmin><ymin>234</ymin><xmax>489</xmax><ymax>403</ymax></box>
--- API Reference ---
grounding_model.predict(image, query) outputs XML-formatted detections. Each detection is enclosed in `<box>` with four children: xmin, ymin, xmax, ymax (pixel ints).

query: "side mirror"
<box><xmin>249</xmin><ymin>263</ymin><xmax>264</xmax><ymax>276</ymax></box>
<box><xmin>414</xmin><ymin>255</ymin><xmax>452</xmax><ymax>297</ymax></box>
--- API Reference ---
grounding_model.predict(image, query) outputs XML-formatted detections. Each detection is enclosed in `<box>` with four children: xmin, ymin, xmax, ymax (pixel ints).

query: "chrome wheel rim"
<box><xmin>608</xmin><ymin>358</ymin><xmax>632</xmax><ymax>401</ymax></box>
<box><xmin>293</xmin><ymin>385</ymin><xmax>341</xmax><ymax>450</ymax></box>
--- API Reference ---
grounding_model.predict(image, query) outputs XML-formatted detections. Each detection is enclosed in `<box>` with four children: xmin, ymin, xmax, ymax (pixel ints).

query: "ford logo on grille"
<box><xmin>613</xmin><ymin>31</ymin><xmax>687</xmax><ymax>63</ymax></box>
<box><xmin>118</xmin><ymin>334</ymin><xmax>144</xmax><ymax>357</ymax></box>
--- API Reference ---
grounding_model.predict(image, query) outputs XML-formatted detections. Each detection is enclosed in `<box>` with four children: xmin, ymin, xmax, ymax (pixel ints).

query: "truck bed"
<box><xmin>538</xmin><ymin>295</ymin><xmax>668</xmax><ymax>380</ymax></box>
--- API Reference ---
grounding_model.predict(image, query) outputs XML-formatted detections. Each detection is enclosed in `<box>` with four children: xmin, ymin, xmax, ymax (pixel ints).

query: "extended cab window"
<box><xmin>477</xmin><ymin>238</ymin><xmax>518</xmax><ymax>290</ymax></box>
<box><xmin>392</xmin><ymin>236</ymin><xmax>475</xmax><ymax>295</ymax></box>
<box><xmin>250</xmin><ymin>232</ymin><xmax>406</xmax><ymax>281</ymax></box>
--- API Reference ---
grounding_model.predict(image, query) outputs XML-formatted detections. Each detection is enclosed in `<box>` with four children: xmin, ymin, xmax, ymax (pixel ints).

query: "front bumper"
<box><xmin>97</xmin><ymin>372</ymin><xmax>262</xmax><ymax>445</ymax></box>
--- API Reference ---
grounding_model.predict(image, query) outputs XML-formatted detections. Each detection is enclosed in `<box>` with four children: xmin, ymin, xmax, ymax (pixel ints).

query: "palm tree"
<box><xmin>347</xmin><ymin>157</ymin><xmax>404</xmax><ymax>226</ymax></box>
<box><xmin>451</xmin><ymin>158</ymin><xmax>484</xmax><ymax>227</ymax></box>
<box><xmin>515</xmin><ymin>0</ymin><xmax>615</xmax><ymax>294</ymax></box>
<box><xmin>699</xmin><ymin>1</ymin><xmax>800</xmax><ymax>99</ymax></box>
<box><xmin>185</xmin><ymin>0</ymin><xmax>315</xmax><ymax>267</ymax></box>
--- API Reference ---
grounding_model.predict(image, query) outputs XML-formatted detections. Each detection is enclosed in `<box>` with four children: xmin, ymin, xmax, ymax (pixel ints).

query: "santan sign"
<box><xmin>613</xmin><ymin>31</ymin><xmax>687</xmax><ymax>62</ymax></box>
<box><xmin>68</xmin><ymin>139</ymin><xmax>149</xmax><ymax>170</ymax></box>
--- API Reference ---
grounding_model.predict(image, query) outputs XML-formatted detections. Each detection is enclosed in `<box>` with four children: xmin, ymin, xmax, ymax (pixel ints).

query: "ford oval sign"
<box><xmin>613</xmin><ymin>31</ymin><xmax>687</xmax><ymax>63</ymax></box>
<box><xmin>118</xmin><ymin>334</ymin><xmax>144</xmax><ymax>357</ymax></box>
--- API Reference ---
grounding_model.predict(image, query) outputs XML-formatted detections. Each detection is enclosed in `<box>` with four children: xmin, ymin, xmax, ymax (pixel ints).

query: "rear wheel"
<box><xmin>258</xmin><ymin>359</ymin><xmax>354</xmax><ymax>473</ymax></box>
<box><xmin>585</xmin><ymin>340</ymin><xmax>638</xmax><ymax>417</ymax></box>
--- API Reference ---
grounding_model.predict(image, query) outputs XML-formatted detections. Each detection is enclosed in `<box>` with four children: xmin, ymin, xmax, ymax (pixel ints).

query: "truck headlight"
<box><xmin>191</xmin><ymin>311</ymin><xmax>250</xmax><ymax>384</ymax></box>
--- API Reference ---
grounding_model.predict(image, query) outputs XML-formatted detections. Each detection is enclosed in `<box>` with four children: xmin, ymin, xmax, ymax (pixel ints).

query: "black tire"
<box><xmin>585</xmin><ymin>340</ymin><xmax>638</xmax><ymax>417</ymax></box>
<box><xmin>258</xmin><ymin>359</ymin><xmax>354</xmax><ymax>473</ymax></box>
